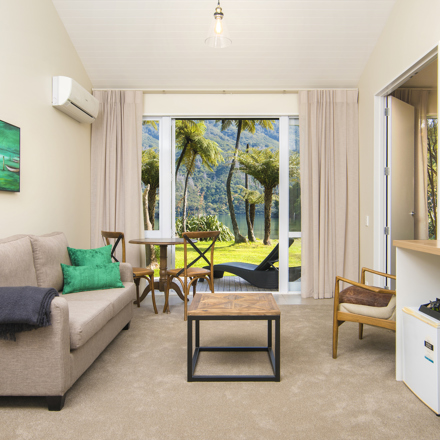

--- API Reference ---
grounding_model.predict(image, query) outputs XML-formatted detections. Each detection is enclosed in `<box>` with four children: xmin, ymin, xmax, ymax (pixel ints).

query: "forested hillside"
<box><xmin>142</xmin><ymin>120</ymin><xmax>280</xmax><ymax>218</ymax></box>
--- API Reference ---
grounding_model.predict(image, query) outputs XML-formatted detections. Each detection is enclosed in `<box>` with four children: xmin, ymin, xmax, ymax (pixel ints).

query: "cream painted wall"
<box><xmin>0</xmin><ymin>0</ymin><xmax>92</xmax><ymax>247</ymax></box>
<box><xmin>399</xmin><ymin>60</ymin><xmax>437</xmax><ymax>115</ymax></box>
<box><xmin>143</xmin><ymin>93</ymin><xmax>299</xmax><ymax>116</ymax></box>
<box><xmin>428</xmin><ymin>91</ymin><xmax>438</xmax><ymax>116</ymax></box>
<box><xmin>358</xmin><ymin>0</ymin><xmax>440</xmax><ymax>272</ymax></box>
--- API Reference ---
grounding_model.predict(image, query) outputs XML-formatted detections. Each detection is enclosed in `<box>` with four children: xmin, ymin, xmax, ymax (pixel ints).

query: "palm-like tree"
<box><xmin>243</xmin><ymin>143</ymin><xmax>254</xmax><ymax>242</ymax></box>
<box><xmin>142</xmin><ymin>120</ymin><xmax>157</xmax><ymax>130</ymax></box>
<box><xmin>174</xmin><ymin>119</ymin><xmax>199</xmax><ymax>178</ymax></box>
<box><xmin>289</xmin><ymin>151</ymin><xmax>300</xmax><ymax>184</ymax></box>
<box><xmin>219</xmin><ymin>119</ymin><xmax>274</xmax><ymax>244</ymax></box>
<box><xmin>176</xmin><ymin>120</ymin><xmax>224</xmax><ymax>231</ymax></box>
<box><xmin>237</xmin><ymin>148</ymin><xmax>279</xmax><ymax>245</ymax></box>
<box><xmin>142</xmin><ymin>149</ymin><xmax>159</xmax><ymax>229</ymax></box>
<box><xmin>237</xmin><ymin>186</ymin><xmax>264</xmax><ymax>242</ymax></box>
<box><xmin>141</xmin><ymin>149</ymin><xmax>159</xmax><ymax>267</ymax></box>
<box><xmin>427</xmin><ymin>119</ymin><xmax>437</xmax><ymax>238</ymax></box>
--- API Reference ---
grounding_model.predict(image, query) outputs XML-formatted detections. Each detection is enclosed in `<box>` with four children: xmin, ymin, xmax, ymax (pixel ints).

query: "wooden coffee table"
<box><xmin>187</xmin><ymin>292</ymin><xmax>281</xmax><ymax>382</ymax></box>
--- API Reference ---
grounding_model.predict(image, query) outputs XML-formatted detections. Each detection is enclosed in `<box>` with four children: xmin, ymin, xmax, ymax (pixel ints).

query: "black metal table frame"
<box><xmin>187</xmin><ymin>315</ymin><xmax>280</xmax><ymax>382</ymax></box>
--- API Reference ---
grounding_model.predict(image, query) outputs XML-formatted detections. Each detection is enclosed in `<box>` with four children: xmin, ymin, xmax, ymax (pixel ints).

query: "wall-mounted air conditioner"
<box><xmin>52</xmin><ymin>76</ymin><xmax>99</xmax><ymax>123</ymax></box>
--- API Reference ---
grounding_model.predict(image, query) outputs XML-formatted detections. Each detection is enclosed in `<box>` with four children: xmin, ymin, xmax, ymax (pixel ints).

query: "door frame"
<box><xmin>144</xmin><ymin>114</ymin><xmax>297</xmax><ymax>293</ymax></box>
<box><xmin>373</xmin><ymin>46</ymin><xmax>438</xmax><ymax>285</ymax></box>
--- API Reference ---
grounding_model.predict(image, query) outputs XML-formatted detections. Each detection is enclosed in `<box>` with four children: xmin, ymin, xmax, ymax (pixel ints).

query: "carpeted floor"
<box><xmin>0</xmin><ymin>303</ymin><xmax>439</xmax><ymax>440</ymax></box>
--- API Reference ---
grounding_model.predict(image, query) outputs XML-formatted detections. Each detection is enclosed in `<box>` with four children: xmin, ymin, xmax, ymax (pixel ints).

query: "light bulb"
<box><xmin>205</xmin><ymin>1</ymin><xmax>231</xmax><ymax>48</ymax></box>
<box><xmin>215</xmin><ymin>18</ymin><xmax>223</xmax><ymax>35</ymax></box>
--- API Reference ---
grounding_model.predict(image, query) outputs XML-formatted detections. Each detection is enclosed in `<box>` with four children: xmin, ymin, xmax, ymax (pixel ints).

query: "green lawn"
<box><xmin>153</xmin><ymin>239</ymin><xmax>301</xmax><ymax>277</ymax></box>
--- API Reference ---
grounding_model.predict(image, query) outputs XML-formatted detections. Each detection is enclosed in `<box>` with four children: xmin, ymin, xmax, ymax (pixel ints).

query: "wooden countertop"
<box><xmin>393</xmin><ymin>240</ymin><xmax>440</xmax><ymax>256</ymax></box>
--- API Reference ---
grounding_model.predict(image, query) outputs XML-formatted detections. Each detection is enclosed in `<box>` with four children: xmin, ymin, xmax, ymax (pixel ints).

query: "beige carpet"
<box><xmin>0</xmin><ymin>303</ymin><xmax>439</xmax><ymax>440</ymax></box>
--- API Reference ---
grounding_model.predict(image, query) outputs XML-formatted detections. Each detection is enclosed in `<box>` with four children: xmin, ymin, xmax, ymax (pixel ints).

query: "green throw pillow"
<box><xmin>61</xmin><ymin>263</ymin><xmax>124</xmax><ymax>295</ymax></box>
<box><xmin>68</xmin><ymin>245</ymin><xmax>112</xmax><ymax>266</ymax></box>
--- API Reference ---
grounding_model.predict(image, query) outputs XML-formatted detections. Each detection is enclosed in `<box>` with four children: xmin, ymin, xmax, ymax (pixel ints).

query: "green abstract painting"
<box><xmin>0</xmin><ymin>120</ymin><xmax>20</xmax><ymax>192</ymax></box>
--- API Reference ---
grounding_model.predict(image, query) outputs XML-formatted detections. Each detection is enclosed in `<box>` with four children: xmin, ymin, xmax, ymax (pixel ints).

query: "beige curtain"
<box><xmin>90</xmin><ymin>90</ymin><xmax>144</xmax><ymax>267</ymax></box>
<box><xmin>391</xmin><ymin>89</ymin><xmax>429</xmax><ymax>240</ymax></box>
<box><xmin>299</xmin><ymin>90</ymin><xmax>359</xmax><ymax>299</ymax></box>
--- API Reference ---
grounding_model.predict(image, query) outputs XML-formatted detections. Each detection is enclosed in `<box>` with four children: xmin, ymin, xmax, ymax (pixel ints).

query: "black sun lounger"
<box><xmin>209</xmin><ymin>238</ymin><xmax>301</xmax><ymax>290</ymax></box>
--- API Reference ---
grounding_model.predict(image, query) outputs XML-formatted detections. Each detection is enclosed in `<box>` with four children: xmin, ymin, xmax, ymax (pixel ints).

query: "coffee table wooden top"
<box><xmin>188</xmin><ymin>293</ymin><xmax>280</xmax><ymax>317</ymax></box>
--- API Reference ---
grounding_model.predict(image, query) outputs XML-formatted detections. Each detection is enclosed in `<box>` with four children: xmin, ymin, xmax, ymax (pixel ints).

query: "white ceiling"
<box><xmin>52</xmin><ymin>0</ymin><xmax>397</xmax><ymax>90</ymax></box>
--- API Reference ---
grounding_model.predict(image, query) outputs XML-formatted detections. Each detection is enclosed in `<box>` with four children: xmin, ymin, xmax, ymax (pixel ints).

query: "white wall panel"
<box><xmin>143</xmin><ymin>93</ymin><xmax>298</xmax><ymax>117</ymax></box>
<box><xmin>358</xmin><ymin>0</ymin><xmax>440</xmax><ymax>273</ymax></box>
<box><xmin>0</xmin><ymin>0</ymin><xmax>92</xmax><ymax>247</ymax></box>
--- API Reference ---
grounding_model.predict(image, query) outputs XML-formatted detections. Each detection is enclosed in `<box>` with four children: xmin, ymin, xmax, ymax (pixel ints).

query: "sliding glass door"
<box><xmin>142</xmin><ymin>115</ymin><xmax>299</xmax><ymax>293</ymax></box>
<box><xmin>288</xmin><ymin>118</ymin><xmax>301</xmax><ymax>292</ymax></box>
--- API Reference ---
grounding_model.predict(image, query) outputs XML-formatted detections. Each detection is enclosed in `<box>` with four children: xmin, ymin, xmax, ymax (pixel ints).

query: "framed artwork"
<box><xmin>0</xmin><ymin>120</ymin><xmax>20</xmax><ymax>192</ymax></box>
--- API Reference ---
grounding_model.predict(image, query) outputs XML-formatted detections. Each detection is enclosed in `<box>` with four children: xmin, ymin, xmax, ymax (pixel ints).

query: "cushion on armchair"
<box><xmin>339</xmin><ymin>285</ymin><xmax>392</xmax><ymax>307</ymax></box>
<box><xmin>339</xmin><ymin>285</ymin><xmax>396</xmax><ymax>320</ymax></box>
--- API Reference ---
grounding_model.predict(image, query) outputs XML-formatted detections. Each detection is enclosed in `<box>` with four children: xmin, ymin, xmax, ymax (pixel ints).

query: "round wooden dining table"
<box><xmin>129</xmin><ymin>238</ymin><xmax>186</xmax><ymax>309</ymax></box>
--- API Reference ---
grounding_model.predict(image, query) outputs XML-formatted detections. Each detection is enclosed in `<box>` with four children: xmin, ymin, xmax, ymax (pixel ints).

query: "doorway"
<box><xmin>375</xmin><ymin>50</ymin><xmax>438</xmax><ymax>285</ymax></box>
<box><xmin>173</xmin><ymin>118</ymin><xmax>282</xmax><ymax>292</ymax></box>
<box><xmin>141</xmin><ymin>115</ymin><xmax>298</xmax><ymax>293</ymax></box>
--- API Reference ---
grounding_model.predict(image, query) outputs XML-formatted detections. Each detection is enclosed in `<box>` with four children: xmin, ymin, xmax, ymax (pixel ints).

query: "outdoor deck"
<box><xmin>194</xmin><ymin>275</ymin><xmax>270</xmax><ymax>292</ymax></box>
<box><xmin>144</xmin><ymin>275</ymin><xmax>306</xmax><ymax>309</ymax></box>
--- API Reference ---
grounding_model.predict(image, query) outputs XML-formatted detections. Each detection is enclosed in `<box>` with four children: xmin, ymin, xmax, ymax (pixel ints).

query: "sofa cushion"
<box><xmin>65</xmin><ymin>300</ymin><xmax>114</xmax><ymax>349</ymax></box>
<box><xmin>64</xmin><ymin>283</ymin><xmax>136</xmax><ymax>317</ymax></box>
<box><xmin>61</xmin><ymin>263</ymin><xmax>124</xmax><ymax>294</ymax></box>
<box><xmin>0</xmin><ymin>235</ymin><xmax>38</xmax><ymax>287</ymax></box>
<box><xmin>68</xmin><ymin>245</ymin><xmax>112</xmax><ymax>266</ymax></box>
<box><xmin>30</xmin><ymin>232</ymin><xmax>71</xmax><ymax>292</ymax></box>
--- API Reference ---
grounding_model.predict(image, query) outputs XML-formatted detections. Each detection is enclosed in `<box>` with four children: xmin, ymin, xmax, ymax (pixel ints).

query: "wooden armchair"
<box><xmin>333</xmin><ymin>267</ymin><xmax>396</xmax><ymax>359</ymax></box>
<box><xmin>163</xmin><ymin>231</ymin><xmax>220</xmax><ymax>320</ymax></box>
<box><xmin>101</xmin><ymin>231</ymin><xmax>156</xmax><ymax>313</ymax></box>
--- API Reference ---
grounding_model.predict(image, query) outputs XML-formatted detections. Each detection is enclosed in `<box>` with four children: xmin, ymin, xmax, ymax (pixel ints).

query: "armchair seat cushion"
<box><xmin>339</xmin><ymin>285</ymin><xmax>392</xmax><ymax>307</ymax></box>
<box><xmin>339</xmin><ymin>295</ymin><xmax>396</xmax><ymax>320</ymax></box>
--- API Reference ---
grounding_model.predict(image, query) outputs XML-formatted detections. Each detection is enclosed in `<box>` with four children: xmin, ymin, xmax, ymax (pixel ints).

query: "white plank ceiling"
<box><xmin>52</xmin><ymin>0</ymin><xmax>397</xmax><ymax>90</ymax></box>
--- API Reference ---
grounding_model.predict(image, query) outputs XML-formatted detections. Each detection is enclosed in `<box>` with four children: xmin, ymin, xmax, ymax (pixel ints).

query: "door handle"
<box><xmin>410</xmin><ymin>211</ymin><xmax>415</xmax><ymax>216</ymax></box>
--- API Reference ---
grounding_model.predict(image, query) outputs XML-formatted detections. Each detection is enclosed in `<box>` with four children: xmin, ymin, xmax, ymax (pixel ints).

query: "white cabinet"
<box><xmin>402</xmin><ymin>307</ymin><xmax>440</xmax><ymax>414</ymax></box>
<box><xmin>394</xmin><ymin>241</ymin><xmax>440</xmax><ymax>380</ymax></box>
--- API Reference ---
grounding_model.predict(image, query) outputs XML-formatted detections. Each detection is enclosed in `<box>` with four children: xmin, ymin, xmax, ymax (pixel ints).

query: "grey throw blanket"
<box><xmin>0</xmin><ymin>286</ymin><xmax>59</xmax><ymax>341</ymax></box>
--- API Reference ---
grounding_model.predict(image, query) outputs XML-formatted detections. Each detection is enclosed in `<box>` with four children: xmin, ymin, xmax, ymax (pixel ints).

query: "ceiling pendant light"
<box><xmin>205</xmin><ymin>0</ymin><xmax>232</xmax><ymax>48</ymax></box>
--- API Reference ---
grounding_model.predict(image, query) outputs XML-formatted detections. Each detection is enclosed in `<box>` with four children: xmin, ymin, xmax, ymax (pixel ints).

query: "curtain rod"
<box><xmin>91</xmin><ymin>88</ymin><xmax>359</xmax><ymax>94</ymax></box>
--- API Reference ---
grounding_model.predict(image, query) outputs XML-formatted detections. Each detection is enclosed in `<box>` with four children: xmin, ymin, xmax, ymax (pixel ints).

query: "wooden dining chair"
<box><xmin>333</xmin><ymin>267</ymin><xmax>396</xmax><ymax>358</ymax></box>
<box><xmin>101</xmin><ymin>231</ymin><xmax>157</xmax><ymax>313</ymax></box>
<box><xmin>163</xmin><ymin>231</ymin><xmax>220</xmax><ymax>320</ymax></box>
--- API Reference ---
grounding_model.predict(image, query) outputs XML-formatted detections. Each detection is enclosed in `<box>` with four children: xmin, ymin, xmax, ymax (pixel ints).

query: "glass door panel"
<box><xmin>289</xmin><ymin>118</ymin><xmax>301</xmax><ymax>292</ymax></box>
<box><xmin>142</xmin><ymin>119</ymin><xmax>160</xmax><ymax>232</ymax></box>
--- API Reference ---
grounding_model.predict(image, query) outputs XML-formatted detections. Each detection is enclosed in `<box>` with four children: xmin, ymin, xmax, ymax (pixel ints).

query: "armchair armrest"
<box><xmin>335</xmin><ymin>276</ymin><xmax>382</xmax><ymax>294</ymax></box>
<box><xmin>361</xmin><ymin>267</ymin><xmax>396</xmax><ymax>283</ymax></box>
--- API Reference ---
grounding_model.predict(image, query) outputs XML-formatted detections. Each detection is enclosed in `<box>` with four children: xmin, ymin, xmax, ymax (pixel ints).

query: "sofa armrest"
<box><xmin>0</xmin><ymin>296</ymin><xmax>71</xmax><ymax>397</ymax></box>
<box><xmin>119</xmin><ymin>262</ymin><xmax>134</xmax><ymax>282</ymax></box>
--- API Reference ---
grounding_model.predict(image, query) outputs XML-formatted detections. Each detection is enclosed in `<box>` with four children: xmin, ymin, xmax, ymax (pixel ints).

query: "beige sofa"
<box><xmin>0</xmin><ymin>232</ymin><xmax>136</xmax><ymax>410</ymax></box>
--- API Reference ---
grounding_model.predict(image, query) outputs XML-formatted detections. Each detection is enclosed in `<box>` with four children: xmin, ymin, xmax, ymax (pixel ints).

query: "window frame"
<box><xmin>143</xmin><ymin>114</ymin><xmax>299</xmax><ymax>293</ymax></box>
